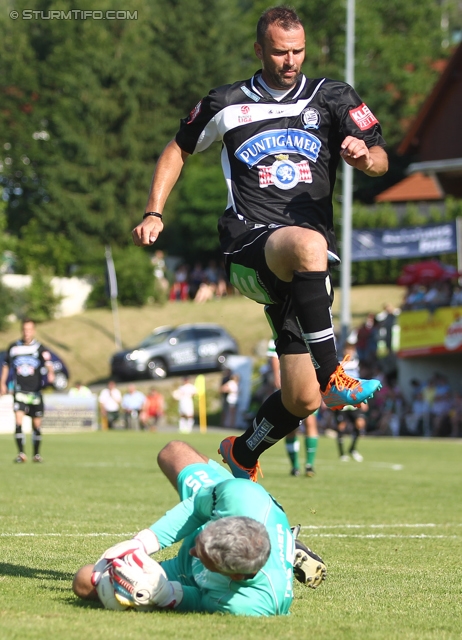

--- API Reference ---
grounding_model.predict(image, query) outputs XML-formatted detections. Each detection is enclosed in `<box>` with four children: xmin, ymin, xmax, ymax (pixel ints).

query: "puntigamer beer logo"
<box><xmin>235</xmin><ymin>128</ymin><xmax>321</xmax><ymax>167</ymax></box>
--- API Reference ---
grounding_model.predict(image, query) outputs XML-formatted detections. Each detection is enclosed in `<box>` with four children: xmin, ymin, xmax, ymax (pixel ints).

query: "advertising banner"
<box><xmin>41</xmin><ymin>393</ymin><xmax>98</xmax><ymax>431</ymax></box>
<box><xmin>398</xmin><ymin>306</ymin><xmax>462</xmax><ymax>357</ymax></box>
<box><xmin>352</xmin><ymin>222</ymin><xmax>457</xmax><ymax>262</ymax></box>
<box><xmin>0</xmin><ymin>393</ymin><xmax>98</xmax><ymax>434</ymax></box>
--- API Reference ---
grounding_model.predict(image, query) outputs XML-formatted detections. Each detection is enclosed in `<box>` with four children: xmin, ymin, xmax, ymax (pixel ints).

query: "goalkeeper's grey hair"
<box><xmin>197</xmin><ymin>516</ymin><xmax>271</xmax><ymax>575</ymax></box>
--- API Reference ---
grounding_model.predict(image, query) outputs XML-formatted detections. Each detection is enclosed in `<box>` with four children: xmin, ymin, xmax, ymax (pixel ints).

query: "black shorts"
<box><xmin>220</xmin><ymin>221</ymin><xmax>334</xmax><ymax>357</ymax></box>
<box><xmin>13</xmin><ymin>392</ymin><xmax>44</xmax><ymax>418</ymax></box>
<box><xmin>335</xmin><ymin>409</ymin><xmax>366</xmax><ymax>425</ymax></box>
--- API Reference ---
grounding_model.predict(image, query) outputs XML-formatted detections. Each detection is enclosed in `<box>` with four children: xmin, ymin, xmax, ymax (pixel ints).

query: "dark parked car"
<box><xmin>0</xmin><ymin>349</ymin><xmax>70</xmax><ymax>391</ymax></box>
<box><xmin>110</xmin><ymin>323</ymin><xmax>239</xmax><ymax>380</ymax></box>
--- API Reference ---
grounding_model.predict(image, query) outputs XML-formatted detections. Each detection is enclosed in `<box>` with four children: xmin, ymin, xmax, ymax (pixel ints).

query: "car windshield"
<box><xmin>138</xmin><ymin>330</ymin><xmax>172</xmax><ymax>348</ymax></box>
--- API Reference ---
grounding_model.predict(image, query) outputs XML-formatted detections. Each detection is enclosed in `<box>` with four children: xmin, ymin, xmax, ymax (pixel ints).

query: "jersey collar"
<box><xmin>251</xmin><ymin>70</ymin><xmax>307</xmax><ymax>102</ymax></box>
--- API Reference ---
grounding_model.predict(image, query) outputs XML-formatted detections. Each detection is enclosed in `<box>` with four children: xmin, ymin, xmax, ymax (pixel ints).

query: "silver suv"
<box><xmin>110</xmin><ymin>323</ymin><xmax>239</xmax><ymax>380</ymax></box>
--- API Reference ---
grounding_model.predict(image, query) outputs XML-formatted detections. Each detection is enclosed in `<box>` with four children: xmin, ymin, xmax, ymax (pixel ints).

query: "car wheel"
<box><xmin>53</xmin><ymin>372</ymin><xmax>69</xmax><ymax>391</ymax></box>
<box><xmin>147</xmin><ymin>358</ymin><xmax>168</xmax><ymax>379</ymax></box>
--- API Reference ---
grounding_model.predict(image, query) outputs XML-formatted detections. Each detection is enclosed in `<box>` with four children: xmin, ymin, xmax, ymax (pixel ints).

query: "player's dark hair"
<box><xmin>197</xmin><ymin>516</ymin><xmax>271</xmax><ymax>575</ymax></box>
<box><xmin>21</xmin><ymin>318</ymin><xmax>36</xmax><ymax>326</ymax></box>
<box><xmin>256</xmin><ymin>6</ymin><xmax>303</xmax><ymax>44</ymax></box>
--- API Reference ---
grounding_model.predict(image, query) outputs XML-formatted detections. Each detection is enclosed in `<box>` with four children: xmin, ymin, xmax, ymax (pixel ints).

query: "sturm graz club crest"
<box><xmin>258</xmin><ymin>154</ymin><xmax>313</xmax><ymax>190</ymax></box>
<box><xmin>301</xmin><ymin>107</ymin><xmax>321</xmax><ymax>130</ymax></box>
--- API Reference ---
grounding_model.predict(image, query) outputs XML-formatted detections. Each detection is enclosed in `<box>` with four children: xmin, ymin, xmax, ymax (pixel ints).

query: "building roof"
<box><xmin>374</xmin><ymin>172</ymin><xmax>444</xmax><ymax>203</ymax></box>
<box><xmin>375</xmin><ymin>42</ymin><xmax>462</xmax><ymax>203</ymax></box>
<box><xmin>398</xmin><ymin>42</ymin><xmax>462</xmax><ymax>156</ymax></box>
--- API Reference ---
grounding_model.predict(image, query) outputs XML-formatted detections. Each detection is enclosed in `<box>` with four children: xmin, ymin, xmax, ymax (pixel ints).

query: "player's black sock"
<box><xmin>233</xmin><ymin>391</ymin><xmax>303</xmax><ymax>467</ymax></box>
<box><xmin>15</xmin><ymin>425</ymin><xmax>25</xmax><ymax>454</ymax></box>
<box><xmin>32</xmin><ymin>428</ymin><xmax>42</xmax><ymax>456</ymax></box>
<box><xmin>291</xmin><ymin>270</ymin><xmax>339</xmax><ymax>390</ymax></box>
<box><xmin>349</xmin><ymin>428</ymin><xmax>360</xmax><ymax>454</ymax></box>
<box><xmin>337</xmin><ymin>432</ymin><xmax>345</xmax><ymax>457</ymax></box>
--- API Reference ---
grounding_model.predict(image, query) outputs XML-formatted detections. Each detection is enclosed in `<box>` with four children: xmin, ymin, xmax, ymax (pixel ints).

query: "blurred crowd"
<box><xmin>401</xmin><ymin>282</ymin><xmax>462</xmax><ymax>312</ymax></box>
<box><xmin>316</xmin><ymin>368</ymin><xmax>462</xmax><ymax>439</ymax></box>
<box><xmin>151</xmin><ymin>251</ymin><xmax>231</xmax><ymax>303</ymax></box>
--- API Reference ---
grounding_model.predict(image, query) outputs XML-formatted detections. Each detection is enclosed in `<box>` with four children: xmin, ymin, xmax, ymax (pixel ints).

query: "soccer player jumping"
<box><xmin>132</xmin><ymin>6</ymin><xmax>388</xmax><ymax>481</ymax></box>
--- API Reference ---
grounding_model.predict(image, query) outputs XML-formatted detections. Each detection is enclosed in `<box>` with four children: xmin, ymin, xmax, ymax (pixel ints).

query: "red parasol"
<box><xmin>397</xmin><ymin>260</ymin><xmax>459</xmax><ymax>286</ymax></box>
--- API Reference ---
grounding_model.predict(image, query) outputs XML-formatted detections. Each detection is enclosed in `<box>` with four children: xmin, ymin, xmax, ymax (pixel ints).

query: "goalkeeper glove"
<box><xmin>91</xmin><ymin>528</ymin><xmax>160</xmax><ymax>587</ymax></box>
<box><xmin>111</xmin><ymin>550</ymin><xmax>183</xmax><ymax>609</ymax></box>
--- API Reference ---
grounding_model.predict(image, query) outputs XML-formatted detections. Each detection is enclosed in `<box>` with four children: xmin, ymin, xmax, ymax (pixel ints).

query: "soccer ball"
<box><xmin>96</xmin><ymin>565</ymin><xmax>130</xmax><ymax>611</ymax></box>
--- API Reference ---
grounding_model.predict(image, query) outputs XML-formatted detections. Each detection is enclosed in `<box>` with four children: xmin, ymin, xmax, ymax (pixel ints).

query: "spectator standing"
<box><xmin>221</xmin><ymin>373</ymin><xmax>240</xmax><ymax>429</ymax></box>
<box><xmin>450</xmin><ymin>285</ymin><xmax>462</xmax><ymax>307</ymax></box>
<box><xmin>355</xmin><ymin>313</ymin><xmax>378</xmax><ymax>365</ymax></box>
<box><xmin>376</xmin><ymin>303</ymin><xmax>397</xmax><ymax>354</ymax></box>
<box><xmin>151</xmin><ymin>250</ymin><xmax>169</xmax><ymax>293</ymax></box>
<box><xmin>140</xmin><ymin>386</ymin><xmax>165</xmax><ymax>431</ymax></box>
<box><xmin>98</xmin><ymin>380</ymin><xmax>122</xmax><ymax>430</ymax></box>
<box><xmin>404</xmin><ymin>390</ymin><xmax>431</xmax><ymax>436</ymax></box>
<box><xmin>449</xmin><ymin>391</ymin><xmax>462</xmax><ymax>438</ymax></box>
<box><xmin>220</xmin><ymin>368</ymin><xmax>232</xmax><ymax>427</ymax></box>
<box><xmin>430</xmin><ymin>373</ymin><xmax>452</xmax><ymax>436</ymax></box>
<box><xmin>0</xmin><ymin>318</ymin><xmax>55</xmax><ymax>463</ymax></box>
<box><xmin>121</xmin><ymin>384</ymin><xmax>146</xmax><ymax>430</ymax></box>
<box><xmin>172</xmin><ymin>377</ymin><xmax>197</xmax><ymax>433</ymax></box>
<box><xmin>374</xmin><ymin>383</ymin><xmax>406</xmax><ymax>437</ymax></box>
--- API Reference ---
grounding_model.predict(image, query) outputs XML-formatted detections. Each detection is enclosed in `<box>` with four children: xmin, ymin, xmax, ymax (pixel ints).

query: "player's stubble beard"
<box><xmin>265</xmin><ymin>64</ymin><xmax>301</xmax><ymax>90</ymax></box>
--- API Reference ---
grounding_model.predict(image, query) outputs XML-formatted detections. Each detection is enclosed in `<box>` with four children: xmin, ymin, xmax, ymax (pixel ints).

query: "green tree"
<box><xmin>0</xmin><ymin>280</ymin><xmax>15</xmax><ymax>330</ymax></box>
<box><xmin>0</xmin><ymin>0</ymin><xmax>254</xmax><ymax>273</ymax></box>
<box><xmin>0</xmin><ymin>0</ymin><xmax>457</xmax><ymax>276</ymax></box>
<box><xmin>23</xmin><ymin>267</ymin><xmax>62</xmax><ymax>322</ymax></box>
<box><xmin>87</xmin><ymin>245</ymin><xmax>157</xmax><ymax>307</ymax></box>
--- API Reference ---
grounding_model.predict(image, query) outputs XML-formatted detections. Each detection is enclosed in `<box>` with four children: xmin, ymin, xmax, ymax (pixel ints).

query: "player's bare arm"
<box><xmin>132</xmin><ymin>140</ymin><xmax>190</xmax><ymax>247</ymax></box>
<box><xmin>0</xmin><ymin>363</ymin><xmax>8</xmax><ymax>395</ymax></box>
<box><xmin>340</xmin><ymin>136</ymin><xmax>388</xmax><ymax>177</ymax></box>
<box><xmin>46</xmin><ymin>362</ymin><xmax>55</xmax><ymax>385</ymax></box>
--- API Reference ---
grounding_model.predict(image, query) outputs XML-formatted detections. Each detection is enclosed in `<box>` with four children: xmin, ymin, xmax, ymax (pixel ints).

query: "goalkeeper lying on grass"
<box><xmin>73</xmin><ymin>440</ymin><xmax>326</xmax><ymax>616</ymax></box>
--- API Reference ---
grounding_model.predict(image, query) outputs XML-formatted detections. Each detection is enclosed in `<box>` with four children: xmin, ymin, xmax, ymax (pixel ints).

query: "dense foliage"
<box><xmin>0</xmin><ymin>0</ymin><xmax>460</xmax><ymax>292</ymax></box>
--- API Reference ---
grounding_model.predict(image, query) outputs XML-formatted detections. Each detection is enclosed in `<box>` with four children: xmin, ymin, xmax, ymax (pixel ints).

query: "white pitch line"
<box><xmin>2</xmin><ymin>532</ymin><xmax>460</xmax><ymax>540</ymax></box>
<box><xmin>2</xmin><ymin>524</ymin><xmax>461</xmax><ymax>538</ymax></box>
<box><xmin>301</xmin><ymin>523</ymin><xmax>462</xmax><ymax>529</ymax></box>
<box><xmin>369</xmin><ymin>463</ymin><xmax>404</xmax><ymax>470</ymax></box>
<box><xmin>0</xmin><ymin>532</ymin><xmax>136</xmax><ymax>537</ymax></box>
<box><xmin>274</xmin><ymin>458</ymin><xmax>404</xmax><ymax>470</ymax></box>
<box><xmin>305</xmin><ymin>533</ymin><xmax>461</xmax><ymax>539</ymax></box>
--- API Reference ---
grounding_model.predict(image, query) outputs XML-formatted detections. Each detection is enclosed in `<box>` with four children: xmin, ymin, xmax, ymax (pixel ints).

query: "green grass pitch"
<box><xmin>1</xmin><ymin>430</ymin><xmax>461</xmax><ymax>640</ymax></box>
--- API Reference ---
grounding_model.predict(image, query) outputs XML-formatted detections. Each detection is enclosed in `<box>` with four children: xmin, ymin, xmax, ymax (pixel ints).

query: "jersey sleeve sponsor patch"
<box><xmin>187</xmin><ymin>100</ymin><xmax>202</xmax><ymax>124</ymax></box>
<box><xmin>349</xmin><ymin>103</ymin><xmax>378</xmax><ymax>131</ymax></box>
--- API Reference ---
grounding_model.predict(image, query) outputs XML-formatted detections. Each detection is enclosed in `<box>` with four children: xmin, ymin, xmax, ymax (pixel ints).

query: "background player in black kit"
<box><xmin>0</xmin><ymin>318</ymin><xmax>55</xmax><ymax>463</ymax></box>
<box><xmin>132</xmin><ymin>6</ymin><xmax>389</xmax><ymax>480</ymax></box>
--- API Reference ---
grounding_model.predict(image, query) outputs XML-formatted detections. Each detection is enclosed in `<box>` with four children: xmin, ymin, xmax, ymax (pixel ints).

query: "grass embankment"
<box><xmin>0</xmin><ymin>285</ymin><xmax>405</xmax><ymax>386</ymax></box>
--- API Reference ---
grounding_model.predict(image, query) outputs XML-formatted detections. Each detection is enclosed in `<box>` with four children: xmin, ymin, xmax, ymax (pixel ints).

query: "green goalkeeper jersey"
<box><xmin>150</xmin><ymin>461</ymin><xmax>294</xmax><ymax>617</ymax></box>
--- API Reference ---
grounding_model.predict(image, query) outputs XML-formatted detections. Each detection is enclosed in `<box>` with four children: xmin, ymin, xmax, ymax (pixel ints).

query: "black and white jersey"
<box><xmin>4</xmin><ymin>339</ymin><xmax>51</xmax><ymax>393</ymax></box>
<box><xmin>175</xmin><ymin>71</ymin><xmax>385</xmax><ymax>256</ymax></box>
